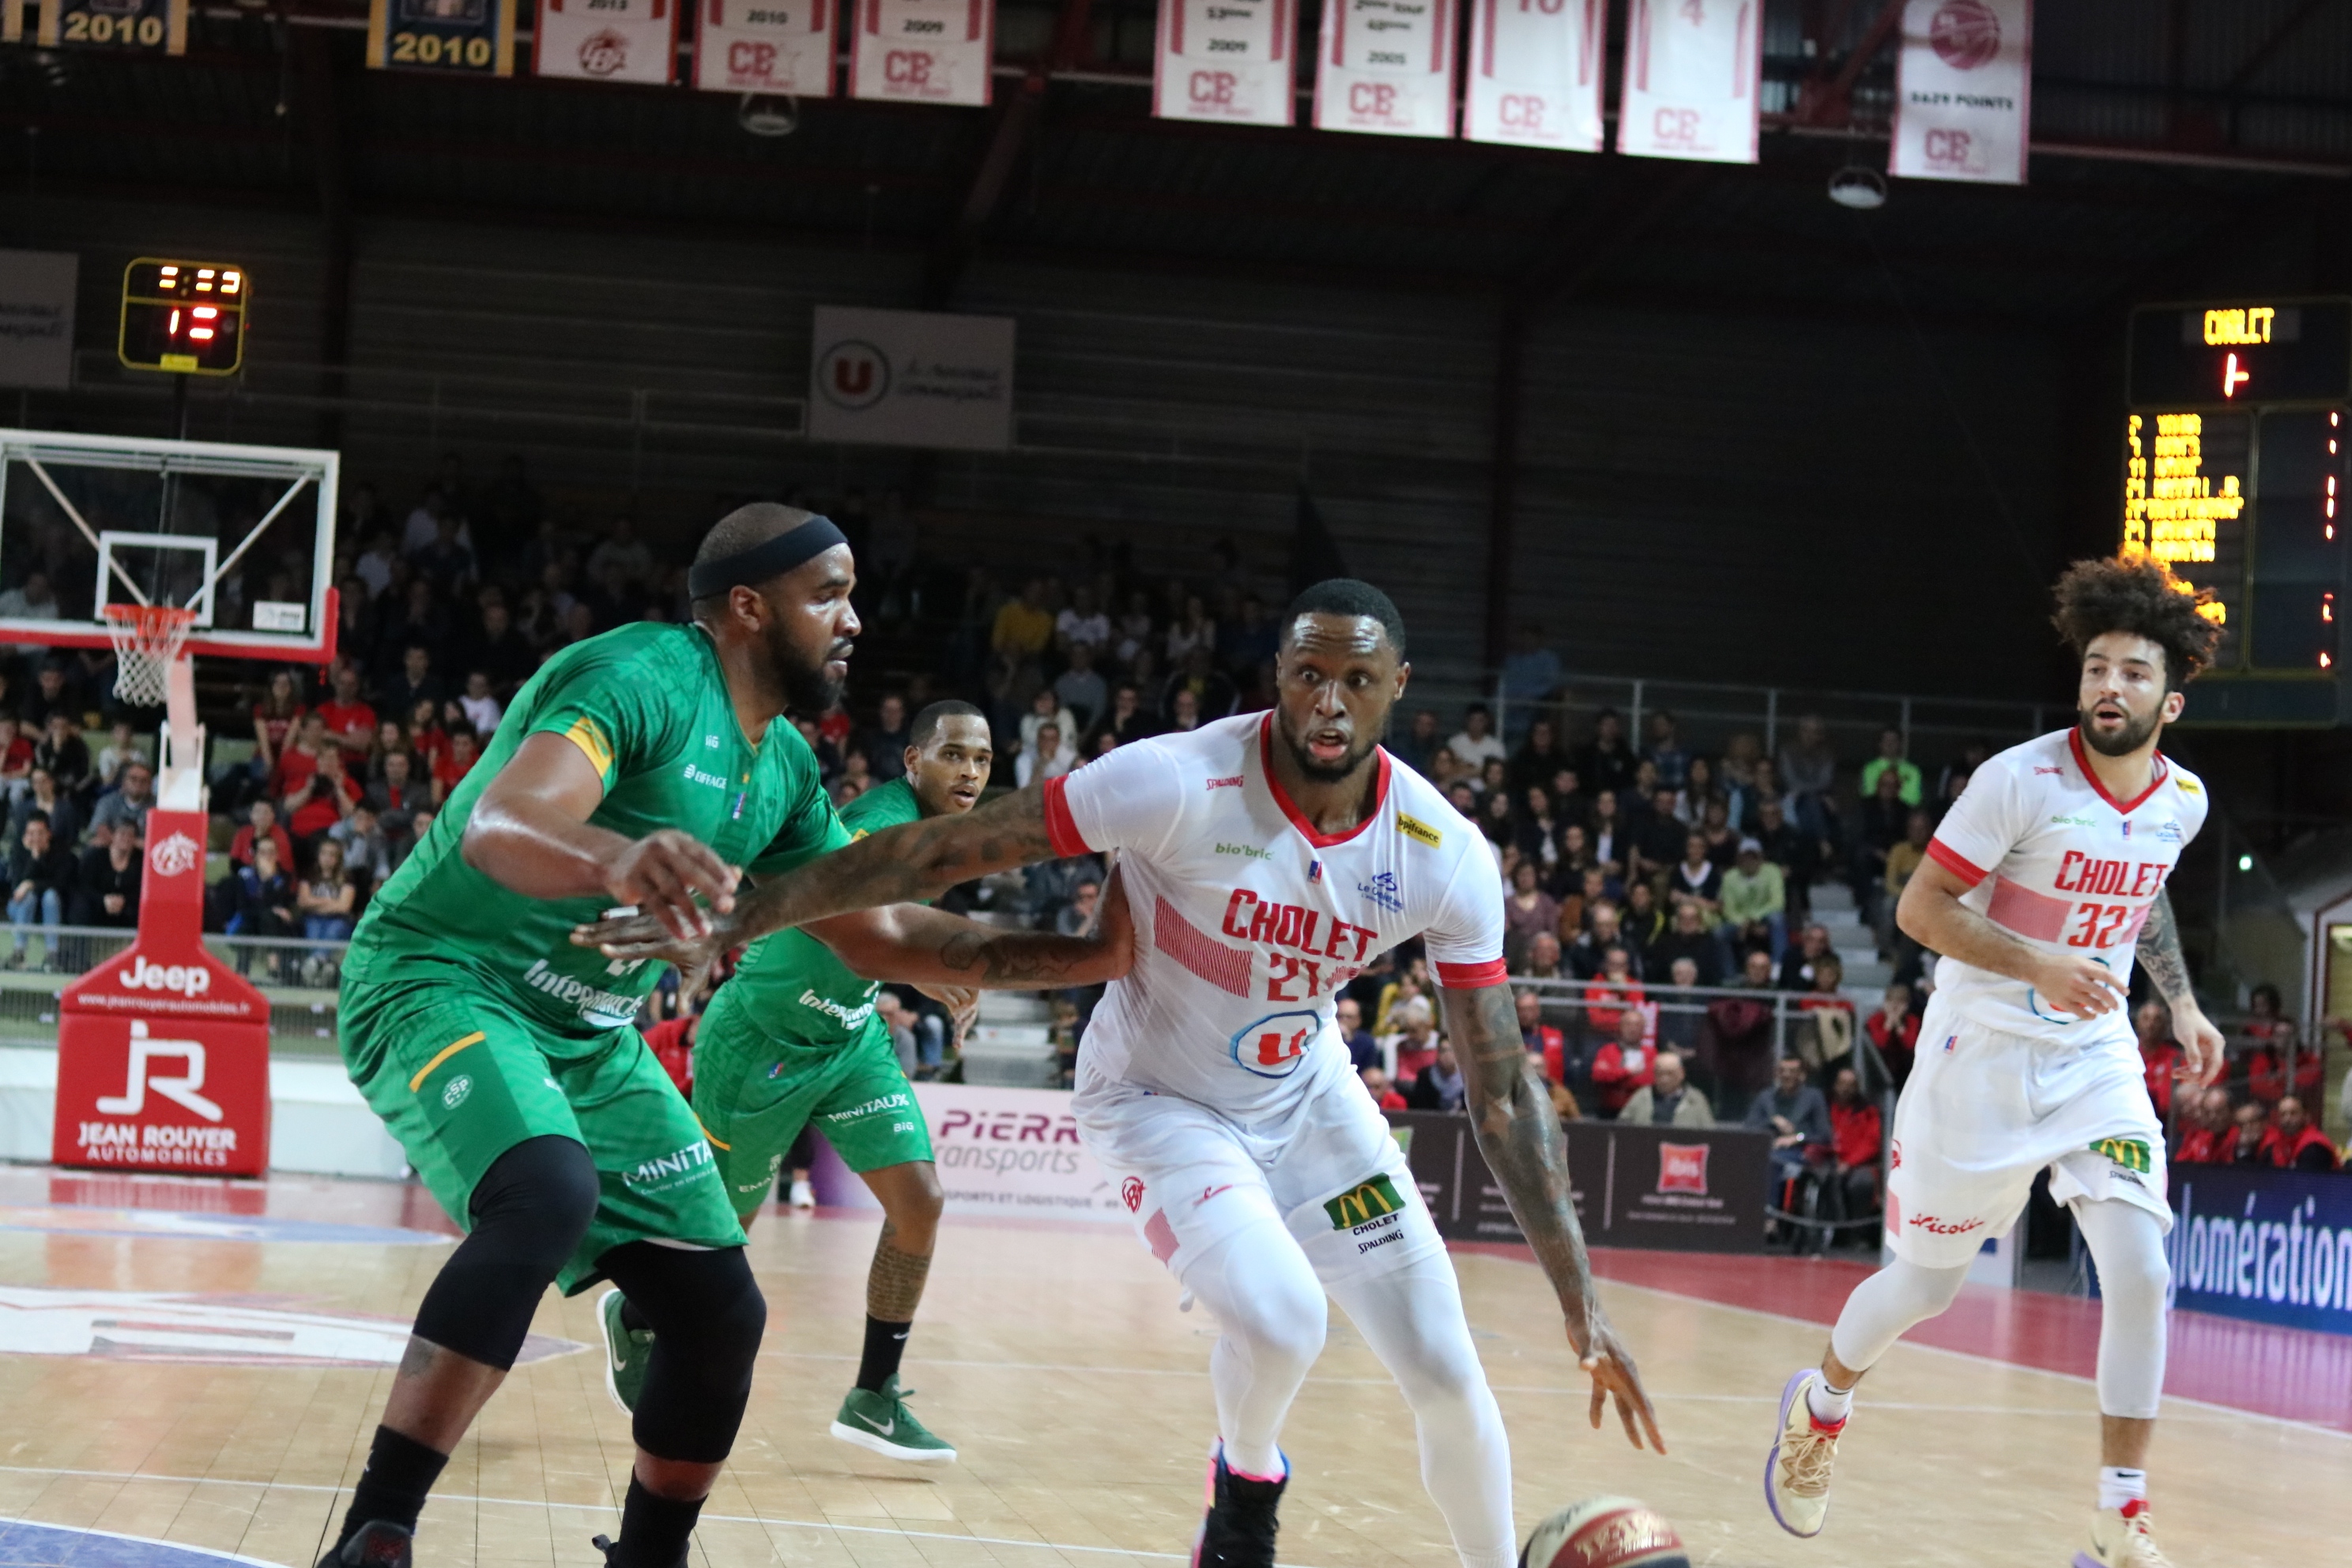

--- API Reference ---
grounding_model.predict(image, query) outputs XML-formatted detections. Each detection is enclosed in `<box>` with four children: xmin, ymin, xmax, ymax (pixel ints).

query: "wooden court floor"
<box><xmin>0</xmin><ymin>1167</ymin><xmax>2335</xmax><ymax>1568</ymax></box>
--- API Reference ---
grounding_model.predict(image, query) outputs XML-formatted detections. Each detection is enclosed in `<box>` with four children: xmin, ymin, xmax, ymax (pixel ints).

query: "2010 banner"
<box><xmin>1153</xmin><ymin>0</ymin><xmax>1295</xmax><ymax>127</ymax></box>
<box><xmin>1890</xmin><ymin>0</ymin><xmax>2030</xmax><ymax>184</ymax></box>
<box><xmin>1463</xmin><ymin>0</ymin><xmax>1605</xmax><ymax>152</ymax></box>
<box><xmin>366</xmin><ymin>0</ymin><xmax>516</xmax><ymax>75</ymax></box>
<box><xmin>533</xmin><ymin>0</ymin><xmax>674</xmax><ymax>83</ymax></box>
<box><xmin>850</xmin><ymin>0</ymin><xmax>993</xmax><ymax>107</ymax></box>
<box><xmin>1615</xmin><ymin>0</ymin><xmax>1759</xmax><ymax>164</ymax></box>
<box><xmin>1312</xmin><ymin>0</ymin><xmax>1457</xmax><ymax>140</ymax></box>
<box><xmin>695</xmin><ymin>0</ymin><xmax>833</xmax><ymax>95</ymax></box>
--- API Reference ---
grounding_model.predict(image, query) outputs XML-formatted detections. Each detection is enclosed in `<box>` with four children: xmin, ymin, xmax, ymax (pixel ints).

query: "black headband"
<box><xmin>687</xmin><ymin>516</ymin><xmax>848</xmax><ymax>600</ymax></box>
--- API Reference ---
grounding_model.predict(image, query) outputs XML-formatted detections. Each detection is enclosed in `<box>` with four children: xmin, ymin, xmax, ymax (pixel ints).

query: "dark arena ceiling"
<box><xmin>11</xmin><ymin>0</ymin><xmax>2352</xmax><ymax>322</ymax></box>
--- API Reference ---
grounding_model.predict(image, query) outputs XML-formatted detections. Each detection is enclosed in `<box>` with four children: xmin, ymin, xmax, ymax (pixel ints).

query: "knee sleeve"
<box><xmin>412</xmin><ymin>1134</ymin><xmax>600</xmax><ymax>1370</ymax></box>
<box><xmin>2075</xmin><ymin>1198</ymin><xmax>2169</xmax><ymax>1420</ymax></box>
<box><xmin>601</xmin><ymin>1242</ymin><xmax>766</xmax><ymax>1463</ymax></box>
<box><xmin>1827</xmin><ymin>1256</ymin><xmax>1972</xmax><ymax>1376</ymax></box>
<box><xmin>1187</xmin><ymin>1220</ymin><xmax>1328</xmax><ymax>1372</ymax></box>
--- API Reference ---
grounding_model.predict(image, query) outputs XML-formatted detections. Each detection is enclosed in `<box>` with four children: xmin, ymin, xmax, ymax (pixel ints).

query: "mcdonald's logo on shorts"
<box><xmin>1325</xmin><ymin>1173</ymin><xmax>1405</xmax><ymax>1231</ymax></box>
<box><xmin>2090</xmin><ymin>1136</ymin><xmax>2153</xmax><ymax>1174</ymax></box>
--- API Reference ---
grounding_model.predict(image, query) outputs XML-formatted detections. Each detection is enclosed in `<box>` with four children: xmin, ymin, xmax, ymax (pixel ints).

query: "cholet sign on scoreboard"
<box><xmin>51</xmin><ymin>811</ymin><xmax>272</xmax><ymax>1176</ymax></box>
<box><xmin>2123</xmin><ymin>296</ymin><xmax>2352</xmax><ymax>726</ymax></box>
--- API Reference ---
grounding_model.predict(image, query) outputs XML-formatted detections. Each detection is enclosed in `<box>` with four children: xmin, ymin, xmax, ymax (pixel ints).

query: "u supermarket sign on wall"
<box><xmin>807</xmin><ymin>305</ymin><xmax>1015</xmax><ymax>451</ymax></box>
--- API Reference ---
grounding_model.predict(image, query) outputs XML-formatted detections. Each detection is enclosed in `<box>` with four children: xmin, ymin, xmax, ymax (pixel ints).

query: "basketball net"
<box><xmin>102</xmin><ymin>604</ymin><xmax>206</xmax><ymax>812</ymax></box>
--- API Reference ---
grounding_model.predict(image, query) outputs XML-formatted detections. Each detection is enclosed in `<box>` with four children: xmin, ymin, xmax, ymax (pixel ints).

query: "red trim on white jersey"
<box><xmin>1256</xmin><ymin>714</ymin><xmax>1392</xmax><ymax>850</ymax></box>
<box><xmin>2067</xmin><ymin>728</ymin><xmax>2170</xmax><ymax>816</ymax></box>
<box><xmin>1434</xmin><ymin>958</ymin><xmax>1508</xmax><ymax>989</ymax></box>
<box><xmin>1926</xmin><ymin>838</ymin><xmax>1987</xmax><ymax>887</ymax></box>
<box><xmin>1042</xmin><ymin>774</ymin><xmax>1091</xmax><ymax>858</ymax></box>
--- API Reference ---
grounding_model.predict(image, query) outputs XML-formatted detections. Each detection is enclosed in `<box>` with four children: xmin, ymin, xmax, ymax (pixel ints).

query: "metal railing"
<box><xmin>0</xmin><ymin>925</ymin><xmax>348</xmax><ymax>1050</ymax></box>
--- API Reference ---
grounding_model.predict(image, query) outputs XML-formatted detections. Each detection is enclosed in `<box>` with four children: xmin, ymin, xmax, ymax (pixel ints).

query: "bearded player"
<box><xmin>599</xmin><ymin>699</ymin><xmax>1006</xmax><ymax>1465</ymax></box>
<box><xmin>581</xmin><ymin>578</ymin><xmax>1664</xmax><ymax>1568</ymax></box>
<box><xmin>1765</xmin><ymin>556</ymin><xmax>2226</xmax><ymax>1568</ymax></box>
<box><xmin>326</xmin><ymin>505</ymin><xmax>1128</xmax><ymax>1568</ymax></box>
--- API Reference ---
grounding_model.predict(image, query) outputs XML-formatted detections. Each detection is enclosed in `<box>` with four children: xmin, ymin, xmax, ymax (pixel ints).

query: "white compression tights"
<box><xmin>1183</xmin><ymin>1218</ymin><xmax>1517</xmax><ymax>1568</ymax></box>
<box><xmin>1827</xmin><ymin>1198</ymin><xmax>2169</xmax><ymax>1419</ymax></box>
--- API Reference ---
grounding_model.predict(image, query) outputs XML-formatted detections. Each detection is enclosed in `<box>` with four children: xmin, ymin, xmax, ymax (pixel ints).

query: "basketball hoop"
<box><xmin>102</xmin><ymin>602</ymin><xmax>198</xmax><ymax>708</ymax></box>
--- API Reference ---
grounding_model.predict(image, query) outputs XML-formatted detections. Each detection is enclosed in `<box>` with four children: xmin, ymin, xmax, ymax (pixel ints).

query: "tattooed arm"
<box><xmin>572</xmin><ymin>783</ymin><xmax>1062</xmax><ymax>971</ymax></box>
<box><xmin>1437</xmin><ymin>978</ymin><xmax>1666</xmax><ymax>1453</ymax></box>
<box><xmin>807</xmin><ymin>866</ymin><xmax>1135</xmax><ymax>991</ymax></box>
<box><xmin>2138</xmin><ymin>891</ymin><xmax>2224</xmax><ymax>1086</ymax></box>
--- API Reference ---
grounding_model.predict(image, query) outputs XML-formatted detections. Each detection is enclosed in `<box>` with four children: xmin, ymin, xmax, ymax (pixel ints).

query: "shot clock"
<box><xmin>117</xmin><ymin>259</ymin><xmax>247</xmax><ymax>376</ymax></box>
<box><xmin>2124</xmin><ymin>298</ymin><xmax>2352</xmax><ymax>725</ymax></box>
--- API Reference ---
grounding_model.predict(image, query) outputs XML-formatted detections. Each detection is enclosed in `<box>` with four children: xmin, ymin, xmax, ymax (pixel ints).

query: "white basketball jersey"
<box><xmin>1925</xmin><ymin>728</ymin><xmax>2207</xmax><ymax>1044</ymax></box>
<box><xmin>1046</xmin><ymin>712</ymin><xmax>1506</xmax><ymax>1122</ymax></box>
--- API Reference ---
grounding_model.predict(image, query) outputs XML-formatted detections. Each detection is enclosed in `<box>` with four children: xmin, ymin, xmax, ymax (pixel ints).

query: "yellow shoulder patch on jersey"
<box><xmin>2176</xmin><ymin>777</ymin><xmax>2202</xmax><ymax>797</ymax></box>
<box><xmin>561</xmin><ymin>717</ymin><xmax>614</xmax><ymax>778</ymax></box>
<box><xmin>1398</xmin><ymin>812</ymin><xmax>1442</xmax><ymax>848</ymax></box>
<box><xmin>850</xmin><ymin>827</ymin><xmax>870</xmax><ymax>842</ymax></box>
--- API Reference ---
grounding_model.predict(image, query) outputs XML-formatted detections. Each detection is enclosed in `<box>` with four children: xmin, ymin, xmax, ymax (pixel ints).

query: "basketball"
<box><xmin>1519</xmin><ymin>1497</ymin><xmax>1691</xmax><ymax>1568</ymax></box>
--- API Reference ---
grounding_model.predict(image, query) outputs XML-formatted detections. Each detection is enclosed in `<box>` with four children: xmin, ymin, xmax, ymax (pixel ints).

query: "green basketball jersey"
<box><xmin>343</xmin><ymin>621</ymin><xmax>852</xmax><ymax>1038</ymax></box>
<box><xmin>716</xmin><ymin>775</ymin><xmax>928</xmax><ymax>1051</ymax></box>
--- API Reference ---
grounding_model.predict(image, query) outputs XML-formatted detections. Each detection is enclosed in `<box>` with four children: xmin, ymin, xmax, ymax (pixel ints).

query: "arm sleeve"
<box><xmin>1424</xmin><ymin>838</ymin><xmax>1508</xmax><ymax>990</ymax></box>
<box><xmin>1042</xmin><ymin>740</ymin><xmax>1189</xmax><ymax>860</ymax></box>
<box><xmin>525</xmin><ymin>650</ymin><xmax>672</xmax><ymax>792</ymax></box>
<box><xmin>1924</xmin><ymin>757</ymin><xmax>2029</xmax><ymax>888</ymax></box>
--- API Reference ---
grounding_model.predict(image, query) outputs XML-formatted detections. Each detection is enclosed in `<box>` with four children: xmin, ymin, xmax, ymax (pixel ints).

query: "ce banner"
<box><xmin>694</xmin><ymin>0</ymin><xmax>834</xmax><ymax>95</ymax></box>
<box><xmin>1463</xmin><ymin>0</ymin><xmax>1605</xmax><ymax>152</ymax></box>
<box><xmin>850</xmin><ymin>0</ymin><xmax>993</xmax><ymax>107</ymax></box>
<box><xmin>533</xmin><ymin>0</ymin><xmax>676</xmax><ymax>83</ymax></box>
<box><xmin>1153</xmin><ymin>0</ymin><xmax>1295</xmax><ymax>128</ymax></box>
<box><xmin>1615</xmin><ymin>0</ymin><xmax>1761</xmax><ymax>164</ymax></box>
<box><xmin>1313</xmin><ymin>0</ymin><xmax>1457</xmax><ymax>139</ymax></box>
<box><xmin>1890</xmin><ymin>0</ymin><xmax>2031</xmax><ymax>185</ymax></box>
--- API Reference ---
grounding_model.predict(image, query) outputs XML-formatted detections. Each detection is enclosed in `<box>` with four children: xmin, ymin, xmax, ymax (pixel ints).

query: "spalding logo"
<box><xmin>116</xmin><ymin>954</ymin><xmax>211</xmax><ymax>999</ymax></box>
<box><xmin>147</xmin><ymin>834</ymin><xmax>200</xmax><ymax>879</ymax></box>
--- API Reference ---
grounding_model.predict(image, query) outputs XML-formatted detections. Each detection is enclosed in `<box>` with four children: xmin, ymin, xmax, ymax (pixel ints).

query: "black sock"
<box><xmin>609</xmin><ymin>1474</ymin><xmax>705</xmax><ymax>1568</ymax></box>
<box><xmin>855</xmin><ymin>1314</ymin><xmax>910</xmax><ymax>1393</ymax></box>
<box><xmin>337</xmin><ymin>1426</ymin><xmax>448</xmax><ymax>1546</ymax></box>
<box><xmin>618</xmin><ymin>1297</ymin><xmax>650</xmax><ymax>1335</ymax></box>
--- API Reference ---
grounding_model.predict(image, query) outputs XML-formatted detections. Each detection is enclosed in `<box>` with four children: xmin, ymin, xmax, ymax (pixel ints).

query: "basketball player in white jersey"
<box><xmin>579</xmin><ymin>579</ymin><xmax>1664</xmax><ymax>1568</ymax></box>
<box><xmin>1764</xmin><ymin>556</ymin><xmax>2226</xmax><ymax>1568</ymax></box>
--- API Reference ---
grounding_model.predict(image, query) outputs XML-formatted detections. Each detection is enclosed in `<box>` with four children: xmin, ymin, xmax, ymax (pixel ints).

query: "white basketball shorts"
<box><xmin>1073</xmin><ymin>1057</ymin><xmax>1444</xmax><ymax>1288</ymax></box>
<box><xmin>1886</xmin><ymin>990</ymin><xmax>2170</xmax><ymax>1268</ymax></box>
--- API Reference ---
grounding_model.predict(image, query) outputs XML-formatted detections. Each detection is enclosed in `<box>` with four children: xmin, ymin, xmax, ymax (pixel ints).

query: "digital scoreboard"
<box><xmin>2124</xmin><ymin>298</ymin><xmax>2352</xmax><ymax>726</ymax></box>
<box><xmin>116</xmin><ymin>258</ymin><xmax>247</xmax><ymax>376</ymax></box>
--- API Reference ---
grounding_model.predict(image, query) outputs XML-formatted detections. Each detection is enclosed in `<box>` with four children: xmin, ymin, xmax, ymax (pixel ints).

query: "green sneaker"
<box><xmin>829</xmin><ymin>1375</ymin><xmax>957</xmax><ymax>1464</ymax></box>
<box><xmin>597</xmin><ymin>1287</ymin><xmax>653</xmax><ymax>1415</ymax></box>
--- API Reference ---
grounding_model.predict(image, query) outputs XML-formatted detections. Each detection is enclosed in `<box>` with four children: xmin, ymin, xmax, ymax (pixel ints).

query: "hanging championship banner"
<box><xmin>2</xmin><ymin>0</ymin><xmax>22</xmax><ymax>43</ymax></box>
<box><xmin>26</xmin><ymin>0</ymin><xmax>188</xmax><ymax>53</ymax></box>
<box><xmin>366</xmin><ymin>0</ymin><xmax>516</xmax><ymax>75</ymax></box>
<box><xmin>1464</xmin><ymin>0</ymin><xmax>1604</xmax><ymax>151</ymax></box>
<box><xmin>850</xmin><ymin>0</ymin><xmax>993</xmax><ymax>107</ymax></box>
<box><xmin>1890</xmin><ymin>0</ymin><xmax>2031</xmax><ymax>184</ymax></box>
<box><xmin>694</xmin><ymin>0</ymin><xmax>832</xmax><ymax>95</ymax></box>
<box><xmin>1152</xmin><ymin>0</ymin><xmax>1294</xmax><ymax>127</ymax></box>
<box><xmin>533</xmin><ymin>0</ymin><xmax>674</xmax><ymax>84</ymax></box>
<box><xmin>1615</xmin><ymin>0</ymin><xmax>1759</xmax><ymax>163</ymax></box>
<box><xmin>1311</xmin><ymin>0</ymin><xmax>1456</xmax><ymax>138</ymax></box>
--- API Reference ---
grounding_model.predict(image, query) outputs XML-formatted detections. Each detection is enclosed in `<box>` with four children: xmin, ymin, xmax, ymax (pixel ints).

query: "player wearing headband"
<box><xmin>577</xmin><ymin>579</ymin><xmax>1663</xmax><ymax>1568</ymax></box>
<box><xmin>326</xmin><ymin>505</ymin><xmax>1130</xmax><ymax>1568</ymax></box>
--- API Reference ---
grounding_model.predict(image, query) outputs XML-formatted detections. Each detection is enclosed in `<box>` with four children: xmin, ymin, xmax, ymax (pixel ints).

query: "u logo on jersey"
<box><xmin>1229</xmin><ymin>1010</ymin><xmax>1321</xmax><ymax>1078</ymax></box>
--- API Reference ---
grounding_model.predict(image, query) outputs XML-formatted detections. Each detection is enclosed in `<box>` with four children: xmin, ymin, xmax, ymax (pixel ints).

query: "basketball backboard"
<box><xmin>0</xmin><ymin>428</ymin><xmax>338</xmax><ymax>664</ymax></box>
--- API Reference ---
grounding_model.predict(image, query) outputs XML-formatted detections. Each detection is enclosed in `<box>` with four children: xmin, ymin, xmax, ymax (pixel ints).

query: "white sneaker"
<box><xmin>790</xmin><ymin>1178</ymin><xmax>816</xmax><ymax>1209</ymax></box>
<box><xmin>1764</xmin><ymin>1369</ymin><xmax>1845</xmax><ymax>1538</ymax></box>
<box><xmin>2075</xmin><ymin>1503</ymin><xmax>2175</xmax><ymax>1567</ymax></box>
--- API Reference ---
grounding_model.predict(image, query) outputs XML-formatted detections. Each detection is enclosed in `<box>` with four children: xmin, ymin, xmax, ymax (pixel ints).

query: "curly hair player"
<box><xmin>324</xmin><ymin>504</ymin><xmax>1128</xmax><ymax>1568</ymax></box>
<box><xmin>578</xmin><ymin>578</ymin><xmax>1664</xmax><ymax>1568</ymax></box>
<box><xmin>1765</xmin><ymin>555</ymin><xmax>2227</xmax><ymax>1568</ymax></box>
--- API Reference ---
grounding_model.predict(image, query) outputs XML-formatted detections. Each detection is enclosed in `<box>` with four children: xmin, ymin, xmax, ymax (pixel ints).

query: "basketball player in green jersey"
<box><xmin>326</xmin><ymin>505</ymin><xmax>1129</xmax><ymax>1568</ymax></box>
<box><xmin>597</xmin><ymin>698</ymin><xmax>1013</xmax><ymax>1465</ymax></box>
